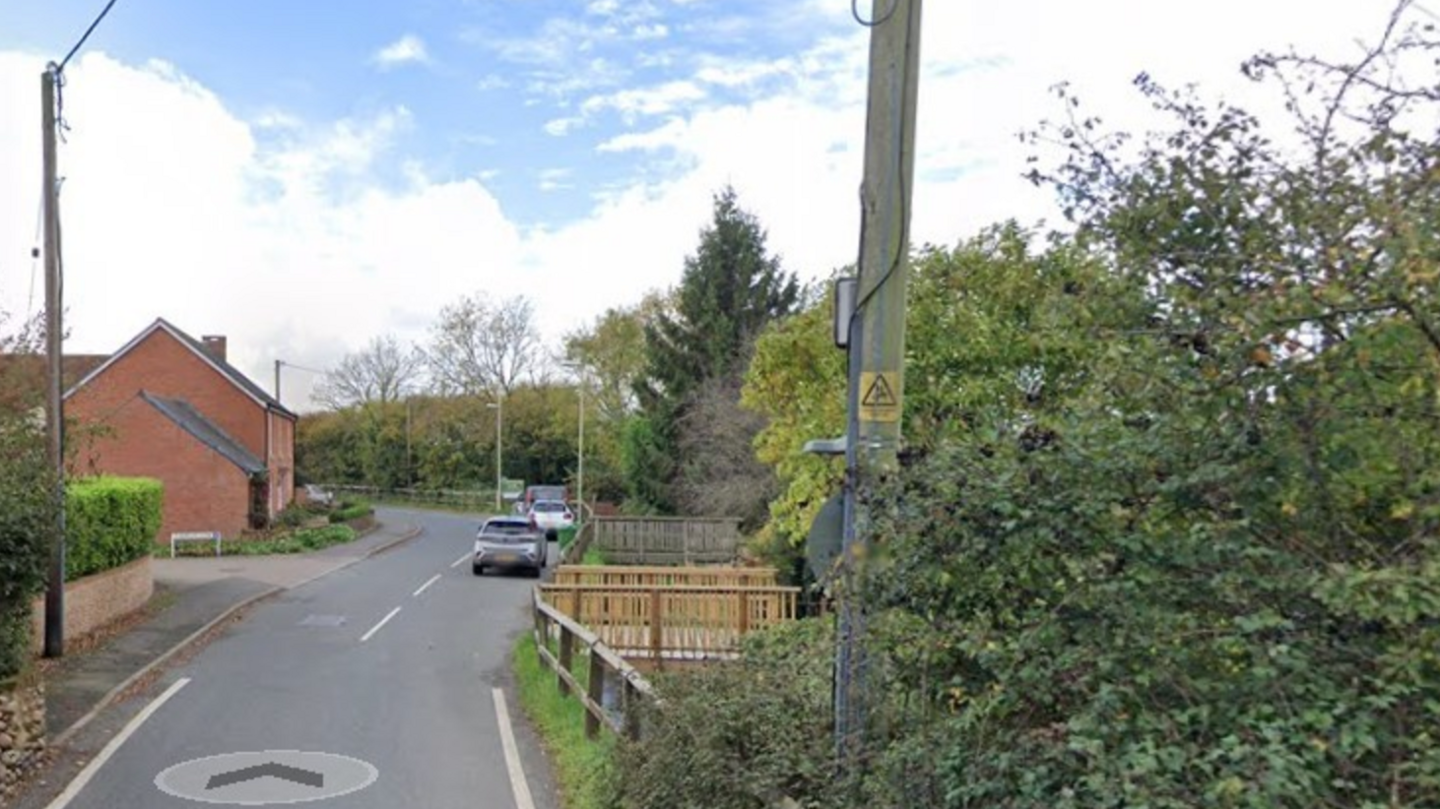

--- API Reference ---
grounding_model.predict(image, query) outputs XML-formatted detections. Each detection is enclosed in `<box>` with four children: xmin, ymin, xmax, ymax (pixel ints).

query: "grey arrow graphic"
<box><xmin>206</xmin><ymin>762</ymin><xmax>326</xmax><ymax>791</ymax></box>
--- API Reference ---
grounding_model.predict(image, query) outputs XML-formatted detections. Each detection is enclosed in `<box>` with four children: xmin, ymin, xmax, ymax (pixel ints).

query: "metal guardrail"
<box><xmin>532</xmin><ymin>587</ymin><xmax>657</xmax><ymax>740</ymax></box>
<box><xmin>170</xmin><ymin>530</ymin><xmax>221</xmax><ymax>557</ymax></box>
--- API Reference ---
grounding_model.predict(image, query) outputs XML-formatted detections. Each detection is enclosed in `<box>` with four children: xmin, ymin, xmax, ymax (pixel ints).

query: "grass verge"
<box><xmin>512</xmin><ymin>633</ymin><xmax>616</xmax><ymax>809</ymax></box>
<box><xmin>166</xmin><ymin>524</ymin><xmax>359</xmax><ymax>557</ymax></box>
<box><xmin>580</xmin><ymin>546</ymin><xmax>607</xmax><ymax>566</ymax></box>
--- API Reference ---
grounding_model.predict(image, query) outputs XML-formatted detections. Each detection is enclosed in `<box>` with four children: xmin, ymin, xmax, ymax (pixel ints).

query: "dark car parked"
<box><xmin>473</xmin><ymin>516</ymin><xmax>547</xmax><ymax>577</ymax></box>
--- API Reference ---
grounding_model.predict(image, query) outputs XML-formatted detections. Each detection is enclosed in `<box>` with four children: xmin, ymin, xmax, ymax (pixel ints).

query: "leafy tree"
<box><xmin>634</xmin><ymin>186</ymin><xmax>800</xmax><ymax>511</ymax></box>
<box><xmin>563</xmin><ymin>294</ymin><xmax>668</xmax><ymax>421</ymax></box>
<box><xmin>311</xmin><ymin>334</ymin><xmax>425</xmax><ymax>410</ymax></box>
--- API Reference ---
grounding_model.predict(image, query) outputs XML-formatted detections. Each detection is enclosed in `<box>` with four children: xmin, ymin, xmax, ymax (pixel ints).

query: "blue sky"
<box><xmin>0</xmin><ymin>1</ymin><xmax>1396</xmax><ymax>409</ymax></box>
<box><xmin>6</xmin><ymin>0</ymin><xmax>855</xmax><ymax>228</ymax></box>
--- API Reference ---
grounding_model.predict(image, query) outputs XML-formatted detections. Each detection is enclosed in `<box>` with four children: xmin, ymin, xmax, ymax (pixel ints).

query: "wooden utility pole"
<box><xmin>836</xmin><ymin>0</ymin><xmax>923</xmax><ymax>770</ymax></box>
<box><xmin>42</xmin><ymin>64</ymin><xmax>66</xmax><ymax>659</ymax></box>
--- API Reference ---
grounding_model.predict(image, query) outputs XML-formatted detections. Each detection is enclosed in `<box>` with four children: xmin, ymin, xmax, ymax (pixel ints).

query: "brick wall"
<box><xmin>68</xmin><ymin>327</ymin><xmax>266</xmax><ymax>460</ymax></box>
<box><xmin>67</xmin><ymin>324</ymin><xmax>271</xmax><ymax>538</ymax></box>
<box><xmin>268</xmin><ymin>410</ymin><xmax>296</xmax><ymax>515</ymax></box>
<box><xmin>74</xmin><ymin>396</ymin><xmax>252</xmax><ymax>539</ymax></box>
<box><xmin>29</xmin><ymin>556</ymin><xmax>153</xmax><ymax>650</ymax></box>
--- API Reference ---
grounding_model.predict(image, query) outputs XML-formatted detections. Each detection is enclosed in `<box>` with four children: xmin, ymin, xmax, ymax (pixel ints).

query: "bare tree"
<box><xmin>312</xmin><ymin>334</ymin><xmax>425</xmax><ymax>410</ymax></box>
<box><xmin>672</xmin><ymin>364</ymin><xmax>778</xmax><ymax>528</ymax></box>
<box><xmin>426</xmin><ymin>294</ymin><xmax>542</xmax><ymax>396</ymax></box>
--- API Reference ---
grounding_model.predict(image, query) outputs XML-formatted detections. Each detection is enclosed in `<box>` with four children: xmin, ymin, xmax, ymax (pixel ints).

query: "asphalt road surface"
<box><xmin>37</xmin><ymin>508</ymin><xmax>560</xmax><ymax>809</ymax></box>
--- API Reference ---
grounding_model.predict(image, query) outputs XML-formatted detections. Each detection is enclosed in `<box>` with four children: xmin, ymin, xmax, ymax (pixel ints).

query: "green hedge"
<box><xmin>66</xmin><ymin>477</ymin><xmax>163</xmax><ymax>581</ymax></box>
<box><xmin>329</xmin><ymin>501</ymin><xmax>374</xmax><ymax>523</ymax></box>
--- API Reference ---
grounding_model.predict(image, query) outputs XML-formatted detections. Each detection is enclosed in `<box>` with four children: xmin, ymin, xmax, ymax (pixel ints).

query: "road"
<box><xmin>35</xmin><ymin>508</ymin><xmax>559</xmax><ymax>809</ymax></box>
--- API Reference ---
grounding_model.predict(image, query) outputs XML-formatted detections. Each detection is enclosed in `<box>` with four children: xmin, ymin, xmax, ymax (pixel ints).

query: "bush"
<box><xmin>615</xmin><ymin>618</ymin><xmax>837</xmax><ymax>809</ymax></box>
<box><xmin>66</xmin><ymin>477</ymin><xmax>163</xmax><ymax>581</ymax></box>
<box><xmin>329</xmin><ymin>500</ymin><xmax>373</xmax><ymax>523</ymax></box>
<box><xmin>0</xmin><ymin>423</ymin><xmax>51</xmax><ymax>678</ymax></box>
<box><xmin>220</xmin><ymin>524</ymin><xmax>356</xmax><ymax>556</ymax></box>
<box><xmin>274</xmin><ymin>503</ymin><xmax>313</xmax><ymax>529</ymax></box>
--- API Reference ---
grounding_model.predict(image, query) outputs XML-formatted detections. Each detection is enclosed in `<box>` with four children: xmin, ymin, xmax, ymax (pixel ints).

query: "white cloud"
<box><xmin>0</xmin><ymin>0</ymin><xmax>1406</xmax><ymax>412</ymax></box>
<box><xmin>475</xmin><ymin>73</ymin><xmax>510</xmax><ymax>91</ymax></box>
<box><xmin>634</xmin><ymin>24</ymin><xmax>669</xmax><ymax>41</ymax></box>
<box><xmin>544</xmin><ymin>116</ymin><xmax>585</xmax><ymax>137</ymax></box>
<box><xmin>538</xmin><ymin>168</ymin><xmax>574</xmax><ymax>191</ymax></box>
<box><xmin>581</xmin><ymin>80</ymin><xmax>707</xmax><ymax>120</ymax></box>
<box><xmin>372</xmin><ymin>34</ymin><xmax>430</xmax><ymax>69</ymax></box>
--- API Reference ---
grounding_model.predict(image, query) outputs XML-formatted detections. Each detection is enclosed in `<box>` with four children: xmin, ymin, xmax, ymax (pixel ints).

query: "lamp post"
<box><xmin>487</xmin><ymin>400</ymin><xmax>502</xmax><ymax>513</ymax></box>
<box><xmin>561</xmin><ymin>363</ymin><xmax>587</xmax><ymax>529</ymax></box>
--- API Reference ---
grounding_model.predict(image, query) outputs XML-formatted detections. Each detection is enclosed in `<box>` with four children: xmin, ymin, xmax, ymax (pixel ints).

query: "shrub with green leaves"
<box><xmin>0</xmin><ymin>422</ymin><xmax>51</xmax><ymax>679</ymax></box>
<box><xmin>615</xmin><ymin>619</ymin><xmax>838</xmax><ymax>809</ymax></box>
<box><xmin>66</xmin><ymin>477</ymin><xmax>163</xmax><ymax>581</ymax></box>
<box><xmin>329</xmin><ymin>500</ymin><xmax>374</xmax><ymax>523</ymax></box>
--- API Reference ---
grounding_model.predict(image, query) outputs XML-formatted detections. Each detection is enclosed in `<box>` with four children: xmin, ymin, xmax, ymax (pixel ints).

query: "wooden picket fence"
<box><xmin>589</xmin><ymin>516</ymin><xmax>743</xmax><ymax>565</ymax></box>
<box><xmin>540</xmin><ymin>574</ymin><xmax>799</xmax><ymax>661</ymax></box>
<box><xmin>551</xmin><ymin>565</ymin><xmax>779</xmax><ymax>588</ymax></box>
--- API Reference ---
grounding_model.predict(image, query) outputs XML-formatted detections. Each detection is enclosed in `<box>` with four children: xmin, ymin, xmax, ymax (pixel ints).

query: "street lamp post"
<box><xmin>576</xmin><ymin>380</ymin><xmax>585</xmax><ymax>530</ymax></box>
<box><xmin>487</xmin><ymin>400</ymin><xmax>502</xmax><ymax>513</ymax></box>
<box><xmin>561</xmin><ymin>363</ymin><xmax>587</xmax><ymax>529</ymax></box>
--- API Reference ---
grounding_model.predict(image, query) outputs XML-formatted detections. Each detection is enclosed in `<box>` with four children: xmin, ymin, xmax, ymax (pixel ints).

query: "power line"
<box><xmin>59</xmin><ymin>0</ymin><xmax>122</xmax><ymax>72</ymax></box>
<box><xmin>852</xmin><ymin>0</ymin><xmax>901</xmax><ymax>27</ymax></box>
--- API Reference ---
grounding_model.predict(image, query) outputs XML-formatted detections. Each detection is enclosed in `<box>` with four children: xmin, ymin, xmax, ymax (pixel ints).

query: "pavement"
<box><xmin>14</xmin><ymin>507</ymin><xmax>562</xmax><ymax>809</ymax></box>
<box><xmin>43</xmin><ymin>518</ymin><xmax>423</xmax><ymax>744</ymax></box>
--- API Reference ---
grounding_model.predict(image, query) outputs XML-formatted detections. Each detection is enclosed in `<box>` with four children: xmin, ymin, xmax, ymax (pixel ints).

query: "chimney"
<box><xmin>201</xmin><ymin>335</ymin><xmax>227</xmax><ymax>362</ymax></box>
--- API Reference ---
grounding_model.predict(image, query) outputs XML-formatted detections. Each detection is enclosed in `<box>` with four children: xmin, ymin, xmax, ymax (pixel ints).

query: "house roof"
<box><xmin>141</xmin><ymin>392</ymin><xmax>267</xmax><ymax>476</ymax></box>
<box><xmin>65</xmin><ymin>318</ymin><xmax>298</xmax><ymax>420</ymax></box>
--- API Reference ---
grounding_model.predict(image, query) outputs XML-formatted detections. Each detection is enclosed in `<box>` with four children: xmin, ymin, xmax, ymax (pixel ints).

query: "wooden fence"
<box><xmin>552</xmin><ymin>564</ymin><xmax>778</xmax><ymax>588</ymax></box>
<box><xmin>532</xmin><ymin>588</ymin><xmax>658</xmax><ymax>740</ymax></box>
<box><xmin>590</xmin><ymin>516</ymin><xmax>743</xmax><ymax>565</ymax></box>
<box><xmin>539</xmin><ymin>580</ymin><xmax>799</xmax><ymax>661</ymax></box>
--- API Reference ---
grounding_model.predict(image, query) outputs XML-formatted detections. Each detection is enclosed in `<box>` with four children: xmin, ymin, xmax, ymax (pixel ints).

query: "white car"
<box><xmin>527</xmin><ymin>500</ymin><xmax>574</xmax><ymax>534</ymax></box>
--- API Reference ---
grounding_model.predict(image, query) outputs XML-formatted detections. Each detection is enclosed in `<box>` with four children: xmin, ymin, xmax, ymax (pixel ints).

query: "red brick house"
<box><xmin>65</xmin><ymin>318</ymin><xmax>298</xmax><ymax>541</ymax></box>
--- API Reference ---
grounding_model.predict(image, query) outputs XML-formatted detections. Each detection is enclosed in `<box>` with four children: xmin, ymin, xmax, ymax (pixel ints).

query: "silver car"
<box><xmin>473</xmin><ymin>516</ymin><xmax>547</xmax><ymax>577</ymax></box>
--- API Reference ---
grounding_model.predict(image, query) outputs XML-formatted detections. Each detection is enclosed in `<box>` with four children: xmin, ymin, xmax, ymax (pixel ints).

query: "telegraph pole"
<box><xmin>836</xmin><ymin>0</ymin><xmax>923</xmax><ymax>771</ymax></box>
<box><xmin>42</xmin><ymin>64</ymin><xmax>66</xmax><ymax>659</ymax></box>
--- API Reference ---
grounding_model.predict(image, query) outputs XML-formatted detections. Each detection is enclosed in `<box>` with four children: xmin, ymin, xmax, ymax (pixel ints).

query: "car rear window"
<box><xmin>533</xmin><ymin>502</ymin><xmax>566</xmax><ymax>513</ymax></box>
<box><xmin>482</xmin><ymin>520</ymin><xmax>531</xmax><ymax>535</ymax></box>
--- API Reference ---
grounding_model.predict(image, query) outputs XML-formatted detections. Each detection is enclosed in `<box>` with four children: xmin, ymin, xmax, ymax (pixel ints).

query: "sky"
<box><xmin>0</xmin><ymin>0</ymin><xmax>1400</xmax><ymax>410</ymax></box>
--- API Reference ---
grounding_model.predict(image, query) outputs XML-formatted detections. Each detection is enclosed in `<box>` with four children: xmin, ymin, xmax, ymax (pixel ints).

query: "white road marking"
<box><xmin>412</xmin><ymin>573</ymin><xmax>442</xmax><ymax>598</ymax></box>
<box><xmin>450</xmin><ymin>553</ymin><xmax>471</xmax><ymax>569</ymax></box>
<box><xmin>492</xmin><ymin>688</ymin><xmax>537</xmax><ymax>809</ymax></box>
<box><xmin>46</xmin><ymin>677</ymin><xmax>191</xmax><ymax>809</ymax></box>
<box><xmin>360</xmin><ymin>607</ymin><xmax>402</xmax><ymax>643</ymax></box>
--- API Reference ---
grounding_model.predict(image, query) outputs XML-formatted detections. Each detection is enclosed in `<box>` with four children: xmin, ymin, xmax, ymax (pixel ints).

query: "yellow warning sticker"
<box><xmin>859</xmin><ymin>372</ymin><xmax>901</xmax><ymax>422</ymax></box>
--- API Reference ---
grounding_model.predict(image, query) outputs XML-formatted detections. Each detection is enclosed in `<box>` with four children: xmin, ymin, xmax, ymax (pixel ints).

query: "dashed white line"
<box><xmin>412</xmin><ymin>573</ymin><xmax>442</xmax><ymax>598</ymax></box>
<box><xmin>450</xmin><ymin>553</ymin><xmax>471</xmax><ymax>569</ymax></box>
<box><xmin>46</xmin><ymin>677</ymin><xmax>191</xmax><ymax>809</ymax></box>
<box><xmin>492</xmin><ymin>688</ymin><xmax>537</xmax><ymax>809</ymax></box>
<box><xmin>360</xmin><ymin>607</ymin><xmax>402</xmax><ymax>643</ymax></box>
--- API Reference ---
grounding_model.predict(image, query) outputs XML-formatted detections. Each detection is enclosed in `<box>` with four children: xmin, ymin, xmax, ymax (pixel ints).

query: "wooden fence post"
<box><xmin>737</xmin><ymin>589</ymin><xmax>749</xmax><ymax>636</ymax></box>
<box><xmin>649</xmin><ymin>588</ymin><xmax>663</xmax><ymax>662</ymax></box>
<box><xmin>558</xmin><ymin>625</ymin><xmax>574</xmax><ymax>696</ymax></box>
<box><xmin>585</xmin><ymin>651</ymin><xmax>604</xmax><ymax>739</ymax></box>
<box><xmin>623</xmin><ymin>680</ymin><xmax>642</xmax><ymax>741</ymax></box>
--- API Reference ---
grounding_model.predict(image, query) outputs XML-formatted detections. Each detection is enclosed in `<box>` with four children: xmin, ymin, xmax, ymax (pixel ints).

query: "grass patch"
<box><xmin>580</xmin><ymin>545</ymin><xmax>607</xmax><ymax>566</ymax></box>
<box><xmin>512</xmin><ymin>633</ymin><xmax>617</xmax><ymax>809</ymax></box>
